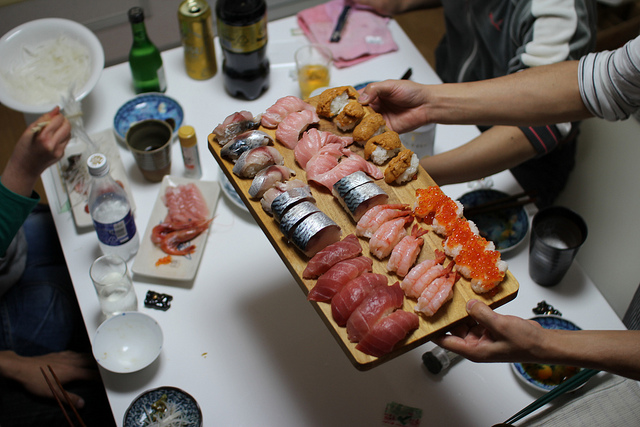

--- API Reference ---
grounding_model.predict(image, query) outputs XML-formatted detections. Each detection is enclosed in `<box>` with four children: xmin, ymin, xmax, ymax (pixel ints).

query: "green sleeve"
<box><xmin>0</xmin><ymin>180</ymin><xmax>40</xmax><ymax>256</ymax></box>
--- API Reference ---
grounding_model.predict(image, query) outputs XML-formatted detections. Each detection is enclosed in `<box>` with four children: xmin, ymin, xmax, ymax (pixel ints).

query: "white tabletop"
<box><xmin>42</xmin><ymin>15</ymin><xmax>625</xmax><ymax>427</ymax></box>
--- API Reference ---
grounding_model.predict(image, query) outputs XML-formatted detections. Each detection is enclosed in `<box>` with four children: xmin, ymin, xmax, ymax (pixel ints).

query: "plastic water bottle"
<box><xmin>87</xmin><ymin>153</ymin><xmax>140</xmax><ymax>261</ymax></box>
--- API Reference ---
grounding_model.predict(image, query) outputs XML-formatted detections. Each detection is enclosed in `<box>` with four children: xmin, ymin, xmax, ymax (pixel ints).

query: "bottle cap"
<box><xmin>178</xmin><ymin>125</ymin><xmax>197</xmax><ymax>147</ymax></box>
<box><xmin>128</xmin><ymin>7</ymin><xmax>144</xmax><ymax>24</ymax></box>
<box><xmin>87</xmin><ymin>153</ymin><xmax>109</xmax><ymax>177</ymax></box>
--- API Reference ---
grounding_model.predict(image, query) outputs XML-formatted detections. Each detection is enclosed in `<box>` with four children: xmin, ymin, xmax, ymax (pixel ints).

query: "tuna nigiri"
<box><xmin>294</xmin><ymin>129</ymin><xmax>353</xmax><ymax>169</ymax></box>
<box><xmin>331</xmin><ymin>272</ymin><xmax>388</xmax><ymax>326</ymax></box>
<box><xmin>307</xmin><ymin>256</ymin><xmax>373</xmax><ymax>302</ymax></box>
<box><xmin>275</xmin><ymin>109</ymin><xmax>319</xmax><ymax>149</ymax></box>
<box><xmin>346</xmin><ymin>282</ymin><xmax>404</xmax><ymax>343</ymax></box>
<box><xmin>303</xmin><ymin>233</ymin><xmax>362</xmax><ymax>279</ymax></box>
<box><xmin>356</xmin><ymin>310</ymin><xmax>419</xmax><ymax>357</ymax></box>
<box><xmin>261</xmin><ymin>96</ymin><xmax>316</xmax><ymax>128</ymax></box>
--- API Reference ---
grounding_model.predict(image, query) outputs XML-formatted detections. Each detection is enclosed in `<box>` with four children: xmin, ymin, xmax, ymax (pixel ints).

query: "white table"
<box><xmin>42</xmin><ymin>15</ymin><xmax>626</xmax><ymax>427</ymax></box>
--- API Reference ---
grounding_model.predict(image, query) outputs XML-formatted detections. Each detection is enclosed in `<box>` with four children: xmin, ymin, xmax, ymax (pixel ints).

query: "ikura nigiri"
<box><xmin>275</xmin><ymin>109</ymin><xmax>320</xmax><ymax>149</ymax></box>
<box><xmin>346</xmin><ymin>282</ymin><xmax>404</xmax><ymax>343</ymax></box>
<box><xmin>307</xmin><ymin>256</ymin><xmax>373</xmax><ymax>302</ymax></box>
<box><xmin>414</xmin><ymin>186</ymin><xmax>463</xmax><ymax>236</ymax></box>
<box><xmin>331</xmin><ymin>273</ymin><xmax>388</xmax><ymax>327</ymax></box>
<box><xmin>369</xmin><ymin>215</ymin><xmax>414</xmax><ymax>260</ymax></box>
<box><xmin>261</xmin><ymin>95</ymin><xmax>316</xmax><ymax>128</ymax></box>
<box><xmin>415</xmin><ymin>271</ymin><xmax>459</xmax><ymax>316</ymax></box>
<box><xmin>302</xmin><ymin>233</ymin><xmax>362</xmax><ymax>279</ymax></box>
<box><xmin>387</xmin><ymin>224</ymin><xmax>428</xmax><ymax>277</ymax></box>
<box><xmin>356</xmin><ymin>310</ymin><xmax>419</xmax><ymax>357</ymax></box>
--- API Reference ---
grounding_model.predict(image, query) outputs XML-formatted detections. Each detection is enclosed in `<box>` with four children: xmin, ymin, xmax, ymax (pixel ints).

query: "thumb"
<box><xmin>466</xmin><ymin>299</ymin><xmax>498</xmax><ymax>327</ymax></box>
<box><xmin>61</xmin><ymin>391</ymin><xmax>85</xmax><ymax>410</ymax></box>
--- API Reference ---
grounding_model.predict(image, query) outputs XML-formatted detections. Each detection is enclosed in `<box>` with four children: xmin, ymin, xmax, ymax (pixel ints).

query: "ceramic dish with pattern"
<box><xmin>459</xmin><ymin>189</ymin><xmax>529</xmax><ymax>254</ymax></box>
<box><xmin>114</xmin><ymin>93</ymin><xmax>184</xmax><ymax>141</ymax></box>
<box><xmin>124</xmin><ymin>386</ymin><xmax>202</xmax><ymax>427</ymax></box>
<box><xmin>512</xmin><ymin>316</ymin><xmax>583</xmax><ymax>392</ymax></box>
<box><xmin>218</xmin><ymin>169</ymin><xmax>248</xmax><ymax>212</ymax></box>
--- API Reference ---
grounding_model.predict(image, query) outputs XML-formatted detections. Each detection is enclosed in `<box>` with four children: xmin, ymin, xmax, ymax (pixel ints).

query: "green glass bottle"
<box><xmin>128</xmin><ymin>7</ymin><xmax>167</xmax><ymax>93</ymax></box>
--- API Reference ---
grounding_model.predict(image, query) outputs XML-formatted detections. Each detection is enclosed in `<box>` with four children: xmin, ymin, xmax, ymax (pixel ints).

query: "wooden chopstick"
<box><xmin>464</xmin><ymin>191</ymin><xmax>537</xmax><ymax>217</ymax></box>
<box><xmin>40</xmin><ymin>365</ymin><xmax>87</xmax><ymax>427</ymax></box>
<box><xmin>503</xmin><ymin>368</ymin><xmax>600</xmax><ymax>425</ymax></box>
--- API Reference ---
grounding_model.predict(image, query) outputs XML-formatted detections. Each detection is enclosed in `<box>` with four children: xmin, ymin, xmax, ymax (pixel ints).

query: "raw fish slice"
<box><xmin>261</xmin><ymin>96</ymin><xmax>315</xmax><ymax>128</ymax></box>
<box><xmin>260</xmin><ymin>180</ymin><xmax>310</xmax><ymax>215</ymax></box>
<box><xmin>356</xmin><ymin>310</ymin><xmax>420</xmax><ymax>357</ymax></box>
<box><xmin>337</xmin><ymin>181</ymin><xmax>389</xmax><ymax>222</ymax></box>
<box><xmin>331</xmin><ymin>273</ymin><xmax>388</xmax><ymax>327</ymax></box>
<box><xmin>220</xmin><ymin>130</ymin><xmax>273</xmax><ymax>162</ymax></box>
<box><xmin>415</xmin><ymin>272</ymin><xmax>459</xmax><ymax>316</ymax></box>
<box><xmin>346</xmin><ymin>282</ymin><xmax>404</xmax><ymax>343</ymax></box>
<box><xmin>303</xmin><ymin>233</ymin><xmax>362</xmax><ymax>279</ymax></box>
<box><xmin>308</xmin><ymin>153</ymin><xmax>383</xmax><ymax>191</ymax></box>
<box><xmin>304</xmin><ymin>144</ymin><xmax>351</xmax><ymax>180</ymax></box>
<box><xmin>279</xmin><ymin>201</ymin><xmax>320</xmax><ymax>239</ymax></box>
<box><xmin>275</xmin><ymin>109</ymin><xmax>320</xmax><ymax>149</ymax></box>
<box><xmin>213</xmin><ymin>111</ymin><xmax>260</xmax><ymax>146</ymax></box>
<box><xmin>295</xmin><ymin>128</ymin><xmax>353</xmax><ymax>169</ymax></box>
<box><xmin>332</xmin><ymin>171</ymin><xmax>373</xmax><ymax>200</ymax></box>
<box><xmin>290</xmin><ymin>212</ymin><xmax>342</xmax><ymax>257</ymax></box>
<box><xmin>163</xmin><ymin>183</ymin><xmax>209</xmax><ymax>228</ymax></box>
<box><xmin>404</xmin><ymin>261</ymin><xmax>453</xmax><ymax>300</ymax></box>
<box><xmin>271</xmin><ymin>187</ymin><xmax>316</xmax><ymax>222</ymax></box>
<box><xmin>232</xmin><ymin>146</ymin><xmax>284</xmax><ymax>178</ymax></box>
<box><xmin>400</xmin><ymin>250</ymin><xmax>446</xmax><ymax>297</ymax></box>
<box><xmin>387</xmin><ymin>224</ymin><xmax>428</xmax><ymax>277</ymax></box>
<box><xmin>356</xmin><ymin>204</ymin><xmax>412</xmax><ymax>239</ymax></box>
<box><xmin>248</xmin><ymin>165</ymin><xmax>296</xmax><ymax>199</ymax></box>
<box><xmin>307</xmin><ymin>256</ymin><xmax>373</xmax><ymax>302</ymax></box>
<box><xmin>369</xmin><ymin>215</ymin><xmax>414</xmax><ymax>260</ymax></box>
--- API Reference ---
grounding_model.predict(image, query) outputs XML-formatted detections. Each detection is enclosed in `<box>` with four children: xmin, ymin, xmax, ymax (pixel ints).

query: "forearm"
<box><xmin>426</xmin><ymin>61</ymin><xmax>592</xmax><ymax>127</ymax></box>
<box><xmin>539</xmin><ymin>330</ymin><xmax>640</xmax><ymax>380</ymax></box>
<box><xmin>420</xmin><ymin>126</ymin><xmax>536</xmax><ymax>185</ymax></box>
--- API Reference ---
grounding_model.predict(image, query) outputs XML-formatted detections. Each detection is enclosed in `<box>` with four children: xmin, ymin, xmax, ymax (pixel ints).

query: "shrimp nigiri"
<box><xmin>387</xmin><ymin>224</ymin><xmax>428</xmax><ymax>277</ymax></box>
<box><xmin>356</xmin><ymin>204</ymin><xmax>412</xmax><ymax>238</ymax></box>
<box><xmin>415</xmin><ymin>271</ymin><xmax>459</xmax><ymax>316</ymax></box>
<box><xmin>400</xmin><ymin>249</ymin><xmax>446</xmax><ymax>298</ymax></box>
<box><xmin>369</xmin><ymin>215</ymin><xmax>414</xmax><ymax>260</ymax></box>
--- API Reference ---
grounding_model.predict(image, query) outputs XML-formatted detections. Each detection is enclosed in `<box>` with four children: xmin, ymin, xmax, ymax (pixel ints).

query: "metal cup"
<box><xmin>90</xmin><ymin>254</ymin><xmax>138</xmax><ymax>317</ymax></box>
<box><xmin>528</xmin><ymin>206</ymin><xmax>588</xmax><ymax>287</ymax></box>
<box><xmin>125</xmin><ymin>119</ymin><xmax>173</xmax><ymax>182</ymax></box>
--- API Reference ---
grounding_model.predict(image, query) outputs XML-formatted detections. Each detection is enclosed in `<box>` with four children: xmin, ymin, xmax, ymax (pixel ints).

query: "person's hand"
<box><xmin>358</xmin><ymin>79</ymin><xmax>432</xmax><ymax>134</ymax></box>
<box><xmin>433</xmin><ymin>299</ymin><xmax>546</xmax><ymax>363</ymax></box>
<box><xmin>1</xmin><ymin>350</ymin><xmax>100</xmax><ymax>409</ymax></box>
<box><xmin>1</xmin><ymin>106</ymin><xmax>71</xmax><ymax>197</ymax></box>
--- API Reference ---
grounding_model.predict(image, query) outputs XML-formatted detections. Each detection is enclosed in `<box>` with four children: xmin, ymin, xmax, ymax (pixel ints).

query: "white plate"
<box><xmin>218</xmin><ymin>169</ymin><xmax>248</xmax><ymax>212</ymax></box>
<box><xmin>132</xmin><ymin>176</ymin><xmax>220</xmax><ymax>281</ymax></box>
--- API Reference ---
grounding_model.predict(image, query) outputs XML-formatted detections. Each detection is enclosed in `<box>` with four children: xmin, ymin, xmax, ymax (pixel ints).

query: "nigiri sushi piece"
<box><xmin>353</xmin><ymin>112</ymin><xmax>386</xmax><ymax>146</ymax></box>
<box><xmin>415</xmin><ymin>271</ymin><xmax>459</xmax><ymax>316</ymax></box>
<box><xmin>307</xmin><ymin>256</ymin><xmax>373</xmax><ymax>302</ymax></box>
<box><xmin>400</xmin><ymin>249</ymin><xmax>446</xmax><ymax>298</ymax></box>
<box><xmin>369</xmin><ymin>215</ymin><xmax>414</xmax><ymax>260</ymax></box>
<box><xmin>270</xmin><ymin>186</ymin><xmax>316</xmax><ymax>222</ymax></box>
<box><xmin>290</xmin><ymin>211</ymin><xmax>342</xmax><ymax>258</ymax></box>
<box><xmin>402</xmin><ymin>257</ymin><xmax>453</xmax><ymax>300</ymax></box>
<box><xmin>413</xmin><ymin>186</ymin><xmax>464</xmax><ymax>236</ymax></box>
<box><xmin>387</xmin><ymin>224</ymin><xmax>428</xmax><ymax>277</ymax></box>
<box><xmin>332</xmin><ymin>171</ymin><xmax>373</xmax><ymax>200</ymax></box>
<box><xmin>294</xmin><ymin>129</ymin><xmax>353</xmax><ymax>169</ymax></box>
<box><xmin>279</xmin><ymin>201</ymin><xmax>321</xmax><ymax>239</ymax></box>
<box><xmin>308</xmin><ymin>152</ymin><xmax>384</xmax><ymax>191</ymax></box>
<box><xmin>334</xmin><ymin>99</ymin><xmax>365</xmax><ymax>132</ymax></box>
<box><xmin>364</xmin><ymin>131</ymin><xmax>402</xmax><ymax>165</ymax></box>
<box><xmin>337</xmin><ymin>181</ymin><xmax>389</xmax><ymax>222</ymax></box>
<box><xmin>304</xmin><ymin>144</ymin><xmax>351</xmax><ymax>182</ymax></box>
<box><xmin>221</xmin><ymin>130</ymin><xmax>273</xmax><ymax>162</ymax></box>
<box><xmin>232</xmin><ymin>146</ymin><xmax>284</xmax><ymax>179</ymax></box>
<box><xmin>346</xmin><ymin>282</ymin><xmax>404</xmax><ymax>343</ymax></box>
<box><xmin>331</xmin><ymin>272</ymin><xmax>388</xmax><ymax>327</ymax></box>
<box><xmin>213</xmin><ymin>111</ymin><xmax>260</xmax><ymax>146</ymax></box>
<box><xmin>384</xmin><ymin>149</ymin><xmax>419</xmax><ymax>184</ymax></box>
<box><xmin>248</xmin><ymin>165</ymin><xmax>296</xmax><ymax>199</ymax></box>
<box><xmin>261</xmin><ymin>96</ymin><xmax>316</xmax><ymax>128</ymax></box>
<box><xmin>275</xmin><ymin>109</ymin><xmax>320</xmax><ymax>149</ymax></box>
<box><xmin>356</xmin><ymin>203</ymin><xmax>412</xmax><ymax>239</ymax></box>
<box><xmin>356</xmin><ymin>310</ymin><xmax>420</xmax><ymax>357</ymax></box>
<box><xmin>303</xmin><ymin>233</ymin><xmax>362</xmax><ymax>279</ymax></box>
<box><xmin>316</xmin><ymin>86</ymin><xmax>359</xmax><ymax>119</ymax></box>
<box><xmin>260</xmin><ymin>180</ymin><xmax>310</xmax><ymax>215</ymax></box>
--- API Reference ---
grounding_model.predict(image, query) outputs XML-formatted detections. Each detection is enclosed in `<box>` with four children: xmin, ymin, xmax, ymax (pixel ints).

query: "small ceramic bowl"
<box><xmin>113</xmin><ymin>93</ymin><xmax>184</xmax><ymax>141</ymax></box>
<box><xmin>459</xmin><ymin>189</ymin><xmax>529</xmax><ymax>254</ymax></box>
<box><xmin>124</xmin><ymin>386</ymin><xmax>202</xmax><ymax>427</ymax></box>
<box><xmin>512</xmin><ymin>316</ymin><xmax>583</xmax><ymax>392</ymax></box>
<box><xmin>92</xmin><ymin>312</ymin><xmax>163</xmax><ymax>373</ymax></box>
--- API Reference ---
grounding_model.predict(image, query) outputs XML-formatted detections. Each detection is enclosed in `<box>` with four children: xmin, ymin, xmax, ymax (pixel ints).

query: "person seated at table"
<box><xmin>361</xmin><ymin>36</ymin><xmax>640</xmax><ymax>379</ymax></box>
<box><xmin>350</xmin><ymin>0</ymin><xmax>597</xmax><ymax>207</ymax></box>
<box><xmin>0</xmin><ymin>107</ymin><xmax>114</xmax><ymax>426</ymax></box>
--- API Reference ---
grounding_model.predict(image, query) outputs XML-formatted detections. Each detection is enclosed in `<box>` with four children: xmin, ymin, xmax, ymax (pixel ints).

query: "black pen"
<box><xmin>330</xmin><ymin>5</ymin><xmax>351</xmax><ymax>43</ymax></box>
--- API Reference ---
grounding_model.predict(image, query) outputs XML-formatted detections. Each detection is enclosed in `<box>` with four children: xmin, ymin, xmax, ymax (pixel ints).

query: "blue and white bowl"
<box><xmin>124</xmin><ymin>386</ymin><xmax>202</xmax><ymax>427</ymax></box>
<box><xmin>114</xmin><ymin>93</ymin><xmax>184</xmax><ymax>141</ymax></box>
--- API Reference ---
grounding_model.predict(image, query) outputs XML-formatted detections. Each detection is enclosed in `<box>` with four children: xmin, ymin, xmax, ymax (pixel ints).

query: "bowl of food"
<box><xmin>0</xmin><ymin>18</ymin><xmax>104</xmax><ymax>114</ymax></box>
<box><xmin>124</xmin><ymin>386</ymin><xmax>202</xmax><ymax>427</ymax></box>
<box><xmin>512</xmin><ymin>316</ymin><xmax>583</xmax><ymax>392</ymax></box>
<box><xmin>459</xmin><ymin>189</ymin><xmax>529</xmax><ymax>254</ymax></box>
<box><xmin>114</xmin><ymin>93</ymin><xmax>184</xmax><ymax>141</ymax></box>
<box><xmin>92</xmin><ymin>312</ymin><xmax>163</xmax><ymax>374</ymax></box>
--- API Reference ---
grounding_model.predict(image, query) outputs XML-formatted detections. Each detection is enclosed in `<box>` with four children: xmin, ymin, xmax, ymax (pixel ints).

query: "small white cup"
<box><xmin>90</xmin><ymin>254</ymin><xmax>138</xmax><ymax>318</ymax></box>
<box><xmin>400</xmin><ymin>123</ymin><xmax>436</xmax><ymax>158</ymax></box>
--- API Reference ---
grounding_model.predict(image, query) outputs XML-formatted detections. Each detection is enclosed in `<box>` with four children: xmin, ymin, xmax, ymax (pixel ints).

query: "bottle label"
<box><xmin>93</xmin><ymin>210</ymin><xmax>137</xmax><ymax>247</ymax></box>
<box><xmin>217</xmin><ymin>16</ymin><xmax>267</xmax><ymax>53</ymax></box>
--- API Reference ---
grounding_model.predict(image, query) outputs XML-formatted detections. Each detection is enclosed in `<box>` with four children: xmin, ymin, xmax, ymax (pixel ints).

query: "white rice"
<box><xmin>394</xmin><ymin>153</ymin><xmax>419</xmax><ymax>183</ymax></box>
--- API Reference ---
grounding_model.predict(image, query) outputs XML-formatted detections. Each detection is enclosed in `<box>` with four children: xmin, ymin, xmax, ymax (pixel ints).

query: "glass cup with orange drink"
<box><xmin>294</xmin><ymin>44</ymin><xmax>332</xmax><ymax>99</ymax></box>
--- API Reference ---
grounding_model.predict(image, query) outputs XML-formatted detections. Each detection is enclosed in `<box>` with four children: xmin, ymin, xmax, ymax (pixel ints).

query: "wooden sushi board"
<box><xmin>208</xmin><ymin>102</ymin><xmax>519</xmax><ymax>371</ymax></box>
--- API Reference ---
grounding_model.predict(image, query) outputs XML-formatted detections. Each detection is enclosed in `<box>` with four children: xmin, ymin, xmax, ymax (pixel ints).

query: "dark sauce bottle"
<box><xmin>215</xmin><ymin>0</ymin><xmax>270</xmax><ymax>100</ymax></box>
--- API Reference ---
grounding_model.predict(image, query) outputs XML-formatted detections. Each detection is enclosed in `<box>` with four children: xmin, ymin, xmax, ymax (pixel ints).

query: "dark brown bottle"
<box><xmin>215</xmin><ymin>0</ymin><xmax>270</xmax><ymax>100</ymax></box>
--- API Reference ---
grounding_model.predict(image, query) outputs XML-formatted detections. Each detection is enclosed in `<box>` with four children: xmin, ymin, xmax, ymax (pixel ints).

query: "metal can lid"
<box><xmin>178</xmin><ymin>125</ymin><xmax>197</xmax><ymax>147</ymax></box>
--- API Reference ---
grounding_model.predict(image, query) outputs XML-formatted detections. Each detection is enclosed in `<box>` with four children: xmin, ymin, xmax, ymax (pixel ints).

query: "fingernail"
<box><xmin>358</xmin><ymin>93</ymin><xmax>369</xmax><ymax>103</ymax></box>
<box><xmin>76</xmin><ymin>397</ymin><xmax>85</xmax><ymax>409</ymax></box>
<box><xmin>466</xmin><ymin>299</ymin><xmax>477</xmax><ymax>311</ymax></box>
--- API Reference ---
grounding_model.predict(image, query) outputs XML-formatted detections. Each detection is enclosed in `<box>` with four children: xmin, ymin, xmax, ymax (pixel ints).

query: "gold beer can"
<box><xmin>178</xmin><ymin>0</ymin><xmax>217</xmax><ymax>80</ymax></box>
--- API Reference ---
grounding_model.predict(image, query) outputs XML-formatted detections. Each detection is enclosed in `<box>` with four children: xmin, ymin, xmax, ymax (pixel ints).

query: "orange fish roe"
<box><xmin>155</xmin><ymin>255</ymin><xmax>172</xmax><ymax>266</ymax></box>
<box><xmin>415</xmin><ymin>186</ymin><xmax>461</xmax><ymax>234</ymax></box>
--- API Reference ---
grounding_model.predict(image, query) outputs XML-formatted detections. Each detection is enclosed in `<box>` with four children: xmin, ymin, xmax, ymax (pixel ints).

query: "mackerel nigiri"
<box><xmin>232</xmin><ymin>146</ymin><xmax>284</xmax><ymax>179</ymax></box>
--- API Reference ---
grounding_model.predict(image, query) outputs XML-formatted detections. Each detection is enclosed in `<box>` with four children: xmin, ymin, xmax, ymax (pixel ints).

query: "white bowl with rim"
<box><xmin>0</xmin><ymin>18</ymin><xmax>104</xmax><ymax>114</ymax></box>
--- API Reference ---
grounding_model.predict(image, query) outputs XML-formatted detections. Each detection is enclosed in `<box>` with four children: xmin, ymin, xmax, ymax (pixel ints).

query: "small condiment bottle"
<box><xmin>178</xmin><ymin>125</ymin><xmax>202</xmax><ymax>179</ymax></box>
<box><xmin>422</xmin><ymin>346</ymin><xmax>462</xmax><ymax>374</ymax></box>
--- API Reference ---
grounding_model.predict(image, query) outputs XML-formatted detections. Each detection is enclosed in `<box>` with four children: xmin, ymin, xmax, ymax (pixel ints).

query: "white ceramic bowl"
<box><xmin>0</xmin><ymin>18</ymin><xmax>104</xmax><ymax>114</ymax></box>
<box><xmin>93</xmin><ymin>312</ymin><xmax>163</xmax><ymax>374</ymax></box>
